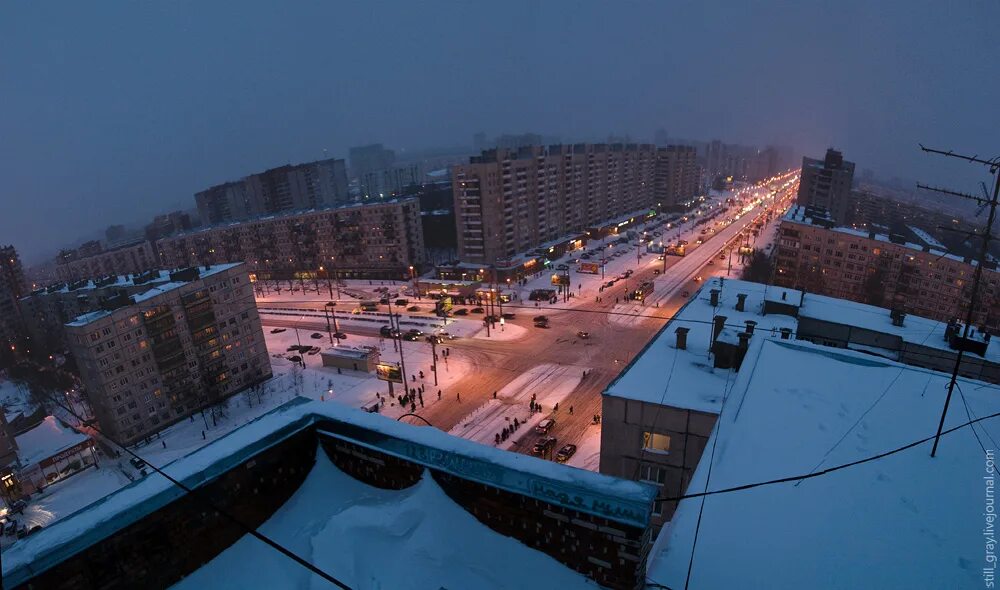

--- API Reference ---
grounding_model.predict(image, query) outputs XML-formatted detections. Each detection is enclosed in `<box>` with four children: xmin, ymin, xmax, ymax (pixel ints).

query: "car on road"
<box><xmin>379</xmin><ymin>325</ymin><xmax>395</xmax><ymax>337</ymax></box>
<box><xmin>470</xmin><ymin>307</ymin><xmax>484</xmax><ymax>314</ymax></box>
<box><xmin>310</xmin><ymin>332</ymin><xmax>324</xmax><ymax>339</ymax></box>
<box><xmin>129</xmin><ymin>457</ymin><xmax>146</xmax><ymax>470</ymax></box>
<box><xmin>576</xmin><ymin>331</ymin><xmax>590</xmax><ymax>339</ymax></box>
<box><xmin>453</xmin><ymin>308</ymin><xmax>468</xmax><ymax>316</ymax></box>
<box><xmin>407</xmin><ymin>306</ymin><xmax>420</xmax><ymax>312</ymax></box>
<box><xmin>708</xmin><ymin>260</ymin><xmax>714</xmax><ymax>265</ymax></box>
<box><xmin>532</xmin><ymin>436</ymin><xmax>557</xmax><ymax>456</ymax></box>
<box><xmin>681</xmin><ymin>290</ymin><xmax>690</xmax><ymax>297</ymax></box>
<box><xmin>653</xmin><ymin>269</ymin><xmax>661</xmax><ymax>275</ymax></box>
<box><xmin>624</xmin><ymin>269</ymin><xmax>633</xmax><ymax>277</ymax></box>
<box><xmin>270</xmin><ymin>328</ymin><xmax>286</xmax><ymax>334</ymax></box>
<box><xmin>437</xmin><ymin>331</ymin><xmax>457</xmax><ymax>340</ymax></box>
<box><xmin>535</xmin><ymin>418</ymin><xmax>556</xmax><ymax>434</ymax></box>
<box><xmin>10</xmin><ymin>499</ymin><xmax>27</xmax><ymax>514</ymax></box>
<box><xmin>286</xmin><ymin>345</ymin><xmax>299</xmax><ymax>352</ymax></box>
<box><xmin>501</xmin><ymin>312</ymin><xmax>515</xmax><ymax>320</ymax></box>
<box><xmin>555</xmin><ymin>444</ymin><xmax>577</xmax><ymax>463</ymax></box>
<box><xmin>695</xmin><ymin>276</ymin><xmax>703</xmax><ymax>282</ymax></box>
<box><xmin>379</xmin><ymin>297</ymin><xmax>390</xmax><ymax>305</ymax></box>
<box><xmin>556</xmin><ymin>264</ymin><xmax>569</xmax><ymax>271</ymax></box>
<box><xmin>425</xmin><ymin>334</ymin><xmax>443</xmax><ymax>344</ymax></box>
<box><xmin>333</xmin><ymin>332</ymin><xmax>347</xmax><ymax>340</ymax></box>
<box><xmin>395</xmin><ymin>299</ymin><xmax>409</xmax><ymax>306</ymax></box>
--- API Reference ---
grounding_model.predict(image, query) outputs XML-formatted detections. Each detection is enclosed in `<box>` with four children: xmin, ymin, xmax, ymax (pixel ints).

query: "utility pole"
<box><xmin>386</xmin><ymin>298</ymin><xmax>410</xmax><ymax>388</ymax></box>
<box><xmin>430</xmin><ymin>339</ymin><xmax>439</xmax><ymax>386</ymax></box>
<box><xmin>917</xmin><ymin>144</ymin><xmax>1000</xmax><ymax>457</ymax></box>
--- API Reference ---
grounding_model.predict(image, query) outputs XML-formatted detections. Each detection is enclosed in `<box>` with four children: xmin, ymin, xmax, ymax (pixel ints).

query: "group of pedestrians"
<box><xmin>495</xmin><ymin>416</ymin><xmax>523</xmax><ymax>445</ymax></box>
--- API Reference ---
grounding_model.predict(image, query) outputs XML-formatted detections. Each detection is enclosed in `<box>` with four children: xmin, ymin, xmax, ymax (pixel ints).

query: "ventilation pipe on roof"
<box><xmin>675</xmin><ymin>326</ymin><xmax>690</xmax><ymax>350</ymax></box>
<box><xmin>736</xmin><ymin>332</ymin><xmax>751</xmax><ymax>368</ymax></box>
<box><xmin>890</xmin><ymin>308</ymin><xmax>906</xmax><ymax>327</ymax></box>
<box><xmin>780</xmin><ymin>327</ymin><xmax>793</xmax><ymax>340</ymax></box>
<box><xmin>735</xmin><ymin>293</ymin><xmax>747</xmax><ymax>312</ymax></box>
<box><xmin>710</xmin><ymin>289</ymin><xmax>720</xmax><ymax>307</ymax></box>
<box><xmin>745</xmin><ymin>320</ymin><xmax>757</xmax><ymax>336</ymax></box>
<box><xmin>712</xmin><ymin>315</ymin><xmax>728</xmax><ymax>345</ymax></box>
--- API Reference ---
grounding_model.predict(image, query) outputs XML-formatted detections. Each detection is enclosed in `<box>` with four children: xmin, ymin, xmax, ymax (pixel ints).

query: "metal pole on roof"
<box><xmin>917</xmin><ymin>146</ymin><xmax>1000</xmax><ymax>457</ymax></box>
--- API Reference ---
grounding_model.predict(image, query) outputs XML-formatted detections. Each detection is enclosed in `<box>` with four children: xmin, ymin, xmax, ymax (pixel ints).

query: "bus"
<box><xmin>360</xmin><ymin>301</ymin><xmax>379</xmax><ymax>312</ymax></box>
<box><xmin>632</xmin><ymin>281</ymin><xmax>654</xmax><ymax>301</ymax></box>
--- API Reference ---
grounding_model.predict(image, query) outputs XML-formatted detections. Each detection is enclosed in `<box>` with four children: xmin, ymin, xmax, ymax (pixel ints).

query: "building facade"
<box><xmin>775</xmin><ymin>206</ymin><xmax>1000</xmax><ymax>331</ymax></box>
<box><xmin>195</xmin><ymin>158</ymin><xmax>349</xmax><ymax>225</ymax></box>
<box><xmin>796</xmin><ymin>148</ymin><xmax>855</xmax><ymax>224</ymax></box>
<box><xmin>451</xmin><ymin>144</ymin><xmax>658</xmax><ymax>265</ymax></box>
<box><xmin>55</xmin><ymin>240</ymin><xmax>160</xmax><ymax>282</ymax></box>
<box><xmin>64</xmin><ymin>263</ymin><xmax>271</xmax><ymax>445</ymax></box>
<box><xmin>654</xmin><ymin>145</ymin><xmax>699</xmax><ymax>208</ymax></box>
<box><xmin>0</xmin><ymin>245</ymin><xmax>28</xmax><ymax>351</ymax></box>
<box><xmin>157</xmin><ymin>198</ymin><xmax>425</xmax><ymax>280</ymax></box>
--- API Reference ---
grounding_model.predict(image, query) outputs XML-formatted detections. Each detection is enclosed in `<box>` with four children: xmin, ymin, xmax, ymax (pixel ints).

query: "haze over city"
<box><xmin>1</xmin><ymin>3</ymin><xmax>999</xmax><ymax>589</ymax></box>
<box><xmin>3</xmin><ymin>0</ymin><xmax>998</xmax><ymax>262</ymax></box>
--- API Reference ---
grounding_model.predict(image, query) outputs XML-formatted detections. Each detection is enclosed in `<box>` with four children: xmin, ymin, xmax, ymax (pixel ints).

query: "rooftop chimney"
<box><xmin>781</xmin><ymin>291</ymin><xmax>787</xmax><ymax>301</ymax></box>
<box><xmin>735</xmin><ymin>332</ymin><xmax>752</xmax><ymax>369</ymax></box>
<box><xmin>735</xmin><ymin>293</ymin><xmax>747</xmax><ymax>312</ymax></box>
<box><xmin>710</xmin><ymin>289</ymin><xmax>720</xmax><ymax>307</ymax></box>
<box><xmin>780</xmin><ymin>327</ymin><xmax>793</xmax><ymax>340</ymax></box>
<box><xmin>745</xmin><ymin>320</ymin><xmax>757</xmax><ymax>335</ymax></box>
<box><xmin>675</xmin><ymin>327</ymin><xmax>690</xmax><ymax>350</ymax></box>
<box><xmin>712</xmin><ymin>315</ymin><xmax>728</xmax><ymax>345</ymax></box>
<box><xmin>890</xmin><ymin>308</ymin><xmax>905</xmax><ymax>327</ymax></box>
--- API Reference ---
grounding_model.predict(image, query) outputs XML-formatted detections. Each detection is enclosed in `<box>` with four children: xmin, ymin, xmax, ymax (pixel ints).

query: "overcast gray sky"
<box><xmin>2</xmin><ymin>1</ymin><xmax>998</xmax><ymax>264</ymax></box>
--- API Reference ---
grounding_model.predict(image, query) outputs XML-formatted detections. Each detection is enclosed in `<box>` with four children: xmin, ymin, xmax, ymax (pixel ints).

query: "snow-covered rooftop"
<box><xmin>14</xmin><ymin>416</ymin><xmax>91</xmax><ymax>468</ymax></box>
<box><xmin>65</xmin><ymin>263</ymin><xmax>244</xmax><ymax>327</ymax></box>
<box><xmin>604</xmin><ymin>278</ymin><xmax>797</xmax><ymax>413</ymax></box>
<box><xmin>3</xmin><ymin>399</ymin><xmax>654</xmax><ymax>585</ymax></box>
<box><xmin>605</xmin><ymin>277</ymin><xmax>1000</xmax><ymax>411</ymax></box>
<box><xmin>175</xmin><ymin>450</ymin><xmax>598</xmax><ymax>590</ymax></box>
<box><xmin>648</xmin><ymin>338</ymin><xmax>1000</xmax><ymax>589</ymax></box>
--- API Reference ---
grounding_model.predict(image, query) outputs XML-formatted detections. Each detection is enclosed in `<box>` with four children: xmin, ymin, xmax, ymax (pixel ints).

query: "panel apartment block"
<box><xmin>65</xmin><ymin>263</ymin><xmax>271</xmax><ymax>444</ymax></box>
<box><xmin>452</xmin><ymin>144</ymin><xmax>657</xmax><ymax>265</ymax></box>
<box><xmin>157</xmin><ymin>198</ymin><xmax>425</xmax><ymax>280</ymax></box>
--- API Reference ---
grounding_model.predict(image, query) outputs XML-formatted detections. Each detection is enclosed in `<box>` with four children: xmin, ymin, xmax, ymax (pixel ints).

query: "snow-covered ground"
<box><xmin>172</xmin><ymin>447</ymin><xmax>598</xmax><ymax>590</ymax></box>
<box><xmin>448</xmin><ymin>363</ymin><xmax>585</xmax><ymax>450</ymax></box>
<box><xmin>566</xmin><ymin>424</ymin><xmax>601</xmax><ymax>471</ymax></box>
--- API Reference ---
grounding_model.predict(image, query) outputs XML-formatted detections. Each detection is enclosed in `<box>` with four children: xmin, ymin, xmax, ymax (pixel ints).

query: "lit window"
<box><xmin>643</xmin><ymin>431</ymin><xmax>672</xmax><ymax>454</ymax></box>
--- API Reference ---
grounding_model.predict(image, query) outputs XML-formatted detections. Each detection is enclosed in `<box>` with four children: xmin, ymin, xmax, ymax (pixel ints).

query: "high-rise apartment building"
<box><xmin>0</xmin><ymin>246</ymin><xmax>27</xmax><ymax>350</ymax></box>
<box><xmin>55</xmin><ymin>240</ymin><xmax>160</xmax><ymax>282</ymax></box>
<box><xmin>796</xmin><ymin>148</ymin><xmax>855</xmax><ymax>224</ymax></box>
<box><xmin>64</xmin><ymin>263</ymin><xmax>271</xmax><ymax>445</ymax></box>
<box><xmin>157</xmin><ymin>198</ymin><xmax>425</xmax><ymax>280</ymax></box>
<box><xmin>451</xmin><ymin>144</ymin><xmax>657</xmax><ymax>265</ymax></box>
<box><xmin>348</xmin><ymin>144</ymin><xmax>395</xmax><ymax>179</ymax></box>
<box><xmin>654</xmin><ymin>145</ymin><xmax>699</xmax><ymax>208</ymax></box>
<box><xmin>195</xmin><ymin>158</ymin><xmax>349</xmax><ymax>226</ymax></box>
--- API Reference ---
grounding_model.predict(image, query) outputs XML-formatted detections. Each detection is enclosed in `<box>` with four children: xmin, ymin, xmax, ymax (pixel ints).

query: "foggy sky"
<box><xmin>2</xmin><ymin>1</ymin><xmax>998</xmax><ymax>264</ymax></box>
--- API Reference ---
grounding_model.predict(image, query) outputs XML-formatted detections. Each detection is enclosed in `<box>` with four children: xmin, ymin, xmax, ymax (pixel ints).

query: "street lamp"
<box><xmin>409</xmin><ymin>265</ymin><xmax>420</xmax><ymax>300</ymax></box>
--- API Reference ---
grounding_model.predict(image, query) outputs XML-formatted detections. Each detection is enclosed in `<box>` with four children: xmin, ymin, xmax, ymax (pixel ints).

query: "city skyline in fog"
<box><xmin>3</xmin><ymin>0</ymin><xmax>999</xmax><ymax>263</ymax></box>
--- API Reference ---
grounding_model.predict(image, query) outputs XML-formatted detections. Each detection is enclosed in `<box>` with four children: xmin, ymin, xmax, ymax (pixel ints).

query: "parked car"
<box><xmin>576</xmin><ymin>331</ymin><xmax>590</xmax><ymax>339</ymax></box>
<box><xmin>438</xmin><ymin>331</ymin><xmax>457</xmax><ymax>340</ymax></box>
<box><xmin>407</xmin><ymin>306</ymin><xmax>420</xmax><ymax>312</ymax></box>
<box><xmin>425</xmin><ymin>335</ymin><xmax>443</xmax><ymax>344</ymax></box>
<box><xmin>310</xmin><ymin>332</ymin><xmax>324</xmax><ymax>339</ymax></box>
<box><xmin>533</xmin><ymin>315</ymin><xmax>548</xmax><ymax>323</ymax></box>
<box><xmin>624</xmin><ymin>269</ymin><xmax>633</xmax><ymax>277</ymax></box>
<box><xmin>532</xmin><ymin>436</ymin><xmax>557</xmax><ymax>456</ymax></box>
<box><xmin>10</xmin><ymin>499</ymin><xmax>27</xmax><ymax>514</ymax></box>
<box><xmin>555</xmin><ymin>444</ymin><xmax>577</xmax><ymax>463</ymax></box>
<box><xmin>3</xmin><ymin>519</ymin><xmax>17</xmax><ymax>535</ymax></box>
<box><xmin>535</xmin><ymin>418</ymin><xmax>556</xmax><ymax>434</ymax></box>
<box><xmin>396</xmin><ymin>299</ymin><xmax>409</xmax><ymax>306</ymax></box>
<box><xmin>501</xmin><ymin>312</ymin><xmax>515</xmax><ymax>320</ymax></box>
<box><xmin>379</xmin><ymin>297</ymin><xmax>390</xmax><ymax>305</ymax></box>
<box><xmin>333</xmin><ymin>332</ymin><xmax>347</xmax><ymax>340</ymax></box>
<box><xmin>470</xmin><ymin>307</ymin><xmax>484</xmax><ymax>314</ymax></box>
<box><xmin>287</xmin><ymin>355</ymin><xmax>303</xmax><ymax>363</ymax></box>
<box><xmin>287</xmin><ymin>345</ymin><xmax>299</xmax><ymax>352</ymax></box>
<box><xmin>453</xmin><ymin>308</ymin><xmax>468</xmax><ymax>316</ymax></box>
<box><xmin>270</xmin><ymin>328</ymin><xmax>286</xmax><ymax>334</ymax></box>
<box><xmin>556</xmin><ymin>264</ymin><xmax>569</xmax><ymax>271</ymax></box>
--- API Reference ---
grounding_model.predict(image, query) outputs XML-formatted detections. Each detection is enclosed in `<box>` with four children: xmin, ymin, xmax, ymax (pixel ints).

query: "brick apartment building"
<box><xmin>156</xmin><ymin>198</ymin><xmax>425</xmax><ymax>281</ymax></box>
<box><xmin>64</xmin><ymin>263</ymin><xmax>271</xmax><ymax>444</ymax></box>
<box><xmin>774</xmin><ymin>205</ymin><xmax>1000</xmax><ymax>331</ymax></box>
<box><xmin>796</xmin><ymin>148</ymin><xmax>855</xmax><ymax>224</ymax></box>
<box><xmin>0</xmin><ymin>245</ymin><xmax>28</xmax><ymax>350</ymax></box>
<box><xmin>452</xmin><ymin>143</ymin><xmax>702</xmax><ymax>265</ymax></box>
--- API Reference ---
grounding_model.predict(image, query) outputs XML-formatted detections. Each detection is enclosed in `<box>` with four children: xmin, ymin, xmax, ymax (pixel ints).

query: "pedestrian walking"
<box><xmin>202</xmin><ymin>430</ymin><xmax>206</xmax><ymax>440</ymax></box>
<box><xmin>554</xmin><ymin>402</ymin><xmax>560</xmax><ymax>412</ymax></box>
<box><xmin>569</xmin><ymin>405</ymin><xmax>574</xmax><ymax>415</ymax></box>
<box><xmin>419</xmin><ymin>393</ymin><xmax>424</xmax><ymax>407</ymax></box>
<box><xmin>495</xmin><ymin>433</ymin><xmax>501</xmax><ymax>445</ymax></box>
<box><xmin>457</xmin><ymin>392</ymin><xmax>461</xmax><ymax>402</ymax></box>
<box><xmin>162</xmin><ymin>440</ymin><xmax>166</xmax><ymax>449</ymax></box>
<box><xmin>493</xmin><ymin>391</ymin><xmax>497</xmax><ymax>399</ymax></box>
<box><xmin>410</xmin><ymin>401</ymin><xmax>416</xmax><ymax>412</ymax></box>
<box><xmin>419</xmin><ymin>370</ymin><xmax>424</xmax><ymax>379</ymax></box>
<box><xmin>437</xmin><ymin>389</ymin><xmax>442</xmax><ymax>400</ymax></box>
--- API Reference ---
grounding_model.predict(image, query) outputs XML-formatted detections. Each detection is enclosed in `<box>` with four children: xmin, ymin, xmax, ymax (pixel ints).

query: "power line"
<box><xmin>654</xmin><ymin>407</ymin><xmax>1000</xmax><ymax>504</ymax></box>
<box><xmin>33</xmin><ymin>389</ymin><xmax>353</xmax><ymax>590</ymax></box>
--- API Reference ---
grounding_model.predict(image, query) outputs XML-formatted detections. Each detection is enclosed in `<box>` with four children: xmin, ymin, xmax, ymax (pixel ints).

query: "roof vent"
<box><xmin>780</xmin><ymin>327</ymin><xmax>793</xmax><ymax>340</ymax></box>
<box><xmin>745</xmin><ymin>320</ymin><xmax>757</xmax><ymax>335</ymax></box>
<box><xmin>735</xmin><ymin>293</ymin><xmax>747</xmax><ymax>312</ymax></box>
<box><xmin>710</xmin><ymin>289</ymin><xmax>721</xmax><ymax>307</ymax></box>
<box><xmin>712</xmin><ymin>315</ymin><xmax>728</xmax><ymax>345</ymax></box>
<box><xmin>890</xmin><ymin>308</ymin><xmax>906</xmax><ymax>327</ymax></box>
<box><xmin>675</xmin><ymin>327</ymin><xmax>690</xmax><ymax>350</ymax></box>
